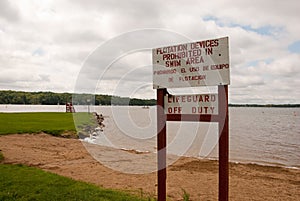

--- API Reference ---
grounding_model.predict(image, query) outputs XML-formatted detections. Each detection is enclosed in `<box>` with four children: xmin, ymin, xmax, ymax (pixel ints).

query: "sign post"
<box><xmin>153</xmin><ymin>37</ymin><xmax>230</xmax><ymax>201</ymax></box>
<box><xmin>157</xmin><ymin>88</ymin><xmax>167</xmax><ymax>201</ymax></box>
<box><xmin>218</xmin><ymin>85</ymin><xmax>229</xmax><ymax>201</ymax></box>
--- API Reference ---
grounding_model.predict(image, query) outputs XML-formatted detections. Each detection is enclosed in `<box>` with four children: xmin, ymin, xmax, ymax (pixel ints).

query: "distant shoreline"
<box><xmin>229</xmin><ymin>104</ymin><xmax>300</xmax><ymax>108</ymax></box>
<box><xmin>1</xmin><ymin>103</ymin><xmax>300</xmax><ymax>108</ymax></box>
<box><xmin>1</xmin><ymin>90</ymin><xmax>299</xmax><ymax>107</ymax></box>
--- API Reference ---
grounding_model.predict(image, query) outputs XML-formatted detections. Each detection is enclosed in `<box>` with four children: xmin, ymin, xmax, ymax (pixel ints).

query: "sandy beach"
<box><xmin>0</xmin><ymin>133</ymin><xmax>299</xmax><ymax>201</ymax></box>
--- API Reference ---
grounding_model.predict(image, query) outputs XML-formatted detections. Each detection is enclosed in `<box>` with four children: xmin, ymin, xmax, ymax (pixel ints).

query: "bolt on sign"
<box><xmin>165</xmin><ymin>94</ymin><xmax>218</xmax><ymax>114</ymax></box>
<box><xmin>153</xmin><ymin>37</ymin><xmax>230</xmax><ymax>89</ymax></box>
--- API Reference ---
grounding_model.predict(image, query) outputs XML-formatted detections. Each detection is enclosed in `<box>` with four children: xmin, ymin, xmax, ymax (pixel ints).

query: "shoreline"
<box><xmin>0</xmin><ymin>108</ymin><xmax>298</xmax><ymax>170</ymax></box>
<box><xmin>80</xmin><ymin>135</ymin><xmax>300</xmax><ymax>170</ymax></box>
<box><xmin>1</xmin><ymin>133</ymin><xmax>299</xmax><ymax>200</ymax></box>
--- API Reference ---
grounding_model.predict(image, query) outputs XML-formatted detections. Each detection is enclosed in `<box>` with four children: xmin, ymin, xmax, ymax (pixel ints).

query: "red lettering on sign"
<box><xmin>167</xmin><ymin>94</ymin><xmax>216</xmax><ymax>103</ymax></box>
<box><xmin>189</xmin><ymin>67</ymin><xmax>200</xmax><ymax>72</ymax></box>
<box><xmin>179</xmin><ymin>75</ymin><xmax>206</xmax><ymax>81</ymax></box>
<box><xmin>205</xmin><ymin>95</ymin><xmax>209</xmax><ymax>102</ymax></box>
<box><xmin>210</xmin><ymin>64</ymin><xmax>229</xmax><ymax>70</ymax></box>
<box><xmin>191</xmin><ymin>106</ymin><xmax>216</xmax><ymax>114</ymax></box>
<box><xmin>210</xmin><ymin>107</ymin><xmax>215</xmax><ymax>114</ymax></box>
<box><xmin>168</xmin><ymin>107</ymin><xmax>182</xmax><ymax>114</ymax></box>
<box><xmin>153</xmin><ymin>69</ymin><xmax>176</xmax><ymax>75</ymax></box>
<box><xmin>186</xmin><ymin>56</ymin><xmax>204</xmax><ymax>65</ymax></box>
<box><xmin>166</xmin><ymin>60</ymin><xmax>181</xmax><ymax>67</ymax></box>
<box><xmin>190</xmin><ymin>39</ymin><xmax>219</xmax><ymax>49</ymax></box>
<box><xmin>211</xmin><ymin>94</ymin><xmax>216</xmax><ymax>102</ymax></box>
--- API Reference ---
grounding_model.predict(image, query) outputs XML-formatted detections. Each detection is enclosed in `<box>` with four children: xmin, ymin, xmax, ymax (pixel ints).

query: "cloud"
<box><xmin>0</xmin><ymin>0</ymin><xmax>299</xmax><ymax>104</ymax></box>
<box><xmin>203</xmin><ymin>16</ymin><xmax>284</xmax><ymax>37</ymax></box>
<box><xmin>0</xmin><ymin>0</ymin><xmax>20</xmax><ymax>22</ymax></box>
<box><xmin>288</xmin><ymin>41</ymin><xmax>300</xmax><ymax>53</ymax></box>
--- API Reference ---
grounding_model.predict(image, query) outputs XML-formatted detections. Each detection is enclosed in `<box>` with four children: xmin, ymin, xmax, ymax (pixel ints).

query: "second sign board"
<box><xmin>164</xmin><ymin>93</ymin><xmax>218</xmax><ymax>115</ymax></box>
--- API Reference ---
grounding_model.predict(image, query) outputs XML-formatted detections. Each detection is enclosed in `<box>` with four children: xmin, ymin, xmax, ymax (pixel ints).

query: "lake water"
<box><xmin>1</xmin><ymin>104</ymin><xmax>299</xmax><ymax>169</ymax></box>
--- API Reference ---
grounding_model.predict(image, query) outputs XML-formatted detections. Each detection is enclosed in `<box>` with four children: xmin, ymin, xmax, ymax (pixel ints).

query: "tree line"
<box><xmin>228</xmin><ymin>103</ymin><xmax>300</xmax><ymax>108</ymax></box>
<box><xmin>1</xmin><ymin>90</ymin><xmax>299</xmax><ymax>107</ymax></box>
<box><xmin>0</xmin><ymin>90</ymin><xmax>156</xmax><ymax>106</ymax></box>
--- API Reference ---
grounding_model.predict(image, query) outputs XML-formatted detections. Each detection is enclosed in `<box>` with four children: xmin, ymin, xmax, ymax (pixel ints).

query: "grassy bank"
<box><xmin>0</xmin><ymin>112</ymin><xmax>94</xmax><ymax>136</ymax></box>
<box><xmin>0</xmin><ymin>113</ymin><xmax>155</xmax><ymax>200</ymax></box>
<box><xmin>0</xmin><ymin>164</ymin><xmax>149</xmax><ymax>201</ymax></box>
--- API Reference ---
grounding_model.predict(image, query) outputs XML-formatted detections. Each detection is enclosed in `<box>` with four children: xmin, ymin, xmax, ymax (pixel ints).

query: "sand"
<box><xmin>0</xmin><ymin>133</ymin><xmax>299</xmax><ymax>201</ymax></box>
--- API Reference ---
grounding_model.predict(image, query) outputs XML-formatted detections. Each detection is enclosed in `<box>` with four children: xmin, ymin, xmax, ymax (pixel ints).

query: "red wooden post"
<box><xmin>218</xmin><ymin>85</ymin><xmax>229</xmax><ymax>201</ymax></box>
<box><xmin>157</xmin><ymin>88</ymin><xmax>167</xmax><ymax>201</ymax></box>
<box><xmin>153</xmin><ymin>37</ymin><xmax>229</xmax><ymax>201</ymax></box>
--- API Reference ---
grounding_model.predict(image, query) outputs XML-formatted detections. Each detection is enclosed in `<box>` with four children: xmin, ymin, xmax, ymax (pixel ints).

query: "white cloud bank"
<box><xmin>0</xmin><ymin>0</ymin><xmax>299</xmax><ymax>104</ymax></box>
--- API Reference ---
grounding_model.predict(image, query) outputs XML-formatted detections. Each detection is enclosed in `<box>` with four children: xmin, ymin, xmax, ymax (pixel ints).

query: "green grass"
<box><xmin>182</xmin><ymin>189</ymin><xmax>190</xmax><ymax>201</ymax></box>
<box><xmin>0</xmin><ymin>112</ymin><xmax>97</xmax><ymax>137</ymax></box>
<box><xmin>73</xmin><ymin>112</ymin><xmax>98</xmax><ymax>133</ymax></box>
<box><xmin>0</xmin><ymin>112</ymin><xmax>76</xmax><ymax>136</ymax></box>
<box><xmin>0</xmin><ymin>164</ymin><xmax>149</xmax><ymax>201</ymax></box>
<box><xmin>0</xmin><ymin>113</ymin><xmax>155</xmax><ymax>200</ymax></box>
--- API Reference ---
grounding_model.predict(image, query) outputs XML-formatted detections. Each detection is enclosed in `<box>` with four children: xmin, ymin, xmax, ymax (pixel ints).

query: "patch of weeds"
<box><xmin>182</xmin><ymin>188</ymin><xmax>190</xmax><ymax>201</ymax></box>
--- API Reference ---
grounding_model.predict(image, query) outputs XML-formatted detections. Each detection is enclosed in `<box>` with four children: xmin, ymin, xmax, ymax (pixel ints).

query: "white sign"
<box><xmin>164</xmin><ymin>94</ymin><xmax>218</xmax><ymax>115</ymax></box>
<box><xmin>153</xmin><ymin>37</ymin><xmax>230</xmax><ymax>89</ymax></box>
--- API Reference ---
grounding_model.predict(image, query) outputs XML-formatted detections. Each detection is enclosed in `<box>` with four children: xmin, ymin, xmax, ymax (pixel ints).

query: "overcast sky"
<box><xmin>0</xmin><ymin>0</ymin><xmax>299</xmax><ymax>104</ymax></box>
